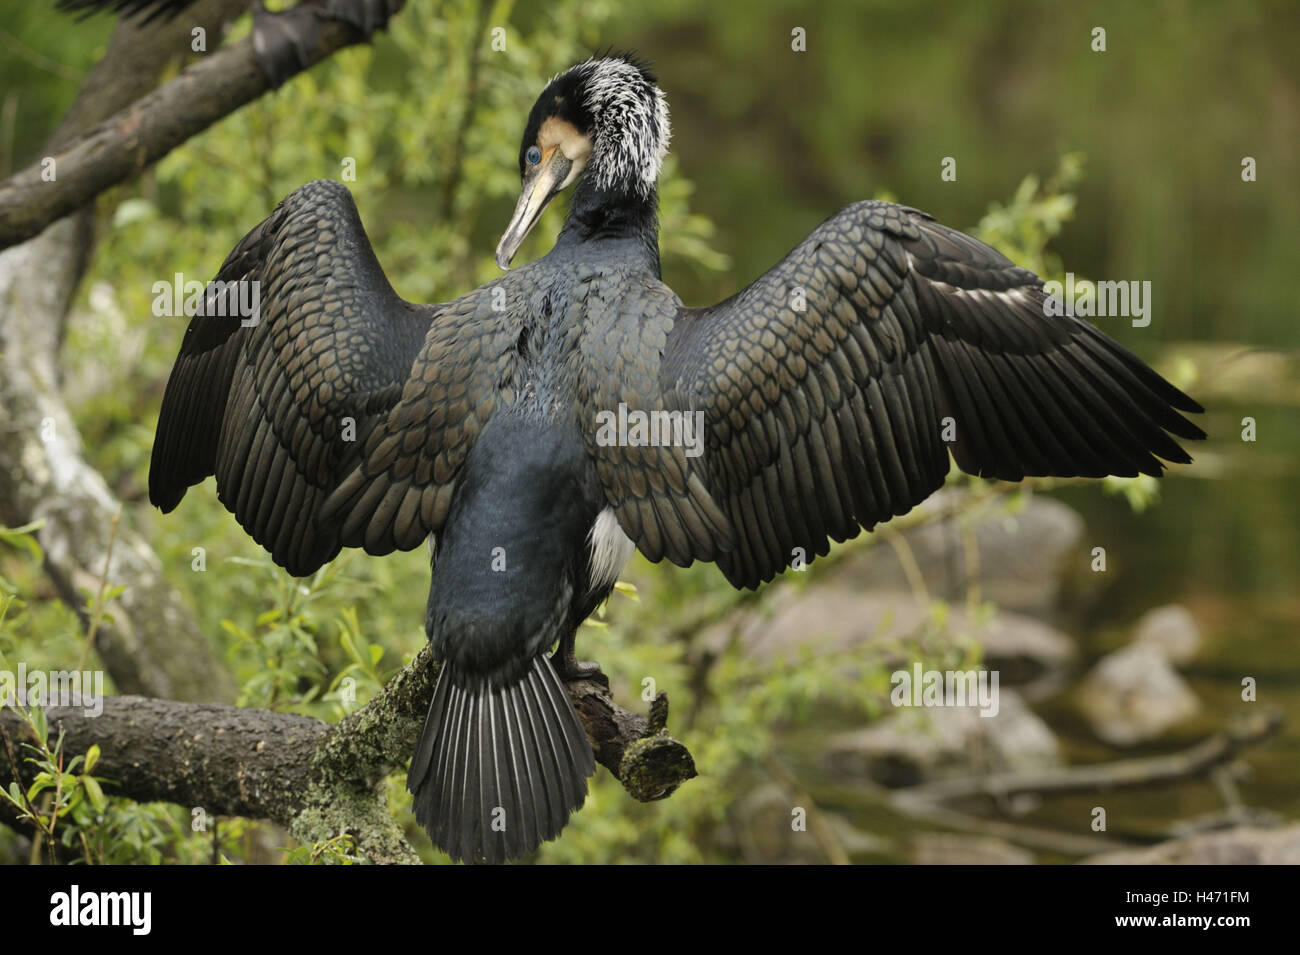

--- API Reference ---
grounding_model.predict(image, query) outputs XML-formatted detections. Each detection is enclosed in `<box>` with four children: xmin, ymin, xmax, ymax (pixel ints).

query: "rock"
<box><xmin>712</xmin><ymin>587</ymin><xmax>1074</xmax><ymax>685</ymax></box>
<box><xmin>821</xmin><ymin>491</ymin><xmax>1085</xmax><ymax>619</ymax></box>
<box><xmin>1075</xmin><ymin>643</ymin><xmax>1199</xmax><ymax>746</ymax></box>
<box><xmin>1134</xmin><ymin>604</ymin><xmax>1201</xmax><ymax>665</ymax></box>
<box><xmin>703</xmin><ymin>587</ymin><xmax>924</xmax><ymax>664</ymax></box>
<box><xmin>912</xmin><ymin>833</ymin><xmax>1033</xmax><ymax>865</ymax></box>
<box><xmin>1084</xmin><ymin>824</ymin><xmax>1300</xmax><ymax>865</ymax></box>
<box><xmin>976</xmin><ymin>609</ymin><xmax>1077</xmax><ymax>685</ymax></box>
<box><xmin>825</xmin><ymin>687</ymin><xmax>1061</xmax><ymax>786</ymax></box>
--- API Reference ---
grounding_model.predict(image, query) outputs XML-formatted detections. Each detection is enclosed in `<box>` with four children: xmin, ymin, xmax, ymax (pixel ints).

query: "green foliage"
<box><xmin>220</xmin><ymin>557</ymin><xmax>337</xmax><ymax>710</ymax></box>
<box><xmin>0</xmin><ymin>524</ymin><xmax>228</xmax><ymax>865</ymax></box>
<box><xmin>972</xmin><ymin>152</ymin><xmax>1085</xmax><ymax>282</ymax></box>
<box><xmin>284</xmin><ymin>833</ymin><xmax>361</xmax><ymax>865</ymax></box>
<box><xmin>0</xmin><ymin>524</ymin><xmax>88</xmax><ymax>678</ymax></box>
<box><xmin>0</xmin><ymin>703</ymin><xmax>106</xmax><ymax>863</ymax></box>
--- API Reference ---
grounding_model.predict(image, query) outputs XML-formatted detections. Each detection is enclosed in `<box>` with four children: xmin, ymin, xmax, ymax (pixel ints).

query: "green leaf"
<box><xmin>220</xmin><ymin>619</ymin><xmax>251</xmax><ymax>641</ymax></box>
<box><xmin>339</xmin><ymin>629</ymin><xmax>360</xmax><ymax>665</ymax></box>
<box><xmin>256</xmin><ymin>607</ymin><xmax>284</xmax><ymax>626</ymax></box>
<box><xmin>0</xmin><ymin>521</ymin><xmax>45</xmax><ymax>563</ymax></box>
<box><xmin>81</xmin><ymin>775</ymin><xmax>107</xmax><ymax>812</ymax></box>
<box><xmin>27</xmin><ymin>774</ymin><xmax>53</xmax><ymax>802</ymax></box>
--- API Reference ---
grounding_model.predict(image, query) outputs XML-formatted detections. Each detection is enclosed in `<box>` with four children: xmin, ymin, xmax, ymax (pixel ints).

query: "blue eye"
<box><xmin>526</xmin><ymin>146</ymin><xmax>542</xmax><ymax>165</ymax></box>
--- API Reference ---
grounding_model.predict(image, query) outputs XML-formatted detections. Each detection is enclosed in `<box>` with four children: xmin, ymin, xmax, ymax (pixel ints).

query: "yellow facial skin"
<box><xmin>495</xmin><ymin>118</ymin><xmax>593</xmax><ymax>269</ymax></box>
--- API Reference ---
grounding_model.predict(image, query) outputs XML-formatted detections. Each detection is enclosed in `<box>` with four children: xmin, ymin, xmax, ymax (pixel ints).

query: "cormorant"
<box><xmin>149</xmin><ymin>55</ymin><xmax>1204</xmax><ymax>863</ymax></box>
<box><xmin>56</xmin><ymin>0</ymin><xmax>402</xmax><ymax>85</ymax></box>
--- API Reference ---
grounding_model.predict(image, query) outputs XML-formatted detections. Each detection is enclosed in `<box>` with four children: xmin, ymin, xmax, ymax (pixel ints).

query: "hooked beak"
<box><xmin>495</xmin><ymin>146</ymin><xmax>574</xmax><ymax>270</ymax></box>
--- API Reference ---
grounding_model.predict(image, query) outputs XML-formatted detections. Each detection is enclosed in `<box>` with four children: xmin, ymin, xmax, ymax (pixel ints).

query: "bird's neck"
<box><xmin>557</xmin><ymin>177</ymin><xmax>662</xmax><ymax>275</ymax></box>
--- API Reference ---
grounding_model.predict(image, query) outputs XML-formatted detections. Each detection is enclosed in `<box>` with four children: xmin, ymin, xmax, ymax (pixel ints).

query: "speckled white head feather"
<box><xmin>497</xmin><ymin>56</ymin><xmax>672</xmax><ymax>267</ymax></box>
<box><xmin>573</xmin><ymin>57</ymin><xmax>671</xmax><ymax>197</ymax></box>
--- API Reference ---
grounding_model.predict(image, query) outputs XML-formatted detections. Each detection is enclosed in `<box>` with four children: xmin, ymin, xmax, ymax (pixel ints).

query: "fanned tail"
<box><xmin>408</xmin><ymin>654</ymin><xmax>596</xmax><ymax>864</ymax></box>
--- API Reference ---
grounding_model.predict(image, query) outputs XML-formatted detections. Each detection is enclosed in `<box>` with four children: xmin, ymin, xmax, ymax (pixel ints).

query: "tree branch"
<box><xmin>0</xmin><ymin>646</ymin><xmax>697</xmax><ymax>862</ymax></box>
<box><xmin>0</xmin><ymin>7</ymin><xmax>397</xmax><ymax>250</ymax></box>
<box><xmin>0</xmin><ymin>2</ymin><xmax>274</xmax><ymax>705</ymax></box>
<box><xmin>0</xmin><ymin>0</ymin><xmax>409</xmax><ymax>703</ymax></box>
<box><xmin>881</xmin><ymin>709</ymin><xmax>1282</xmax><ymax>857</ymax></box>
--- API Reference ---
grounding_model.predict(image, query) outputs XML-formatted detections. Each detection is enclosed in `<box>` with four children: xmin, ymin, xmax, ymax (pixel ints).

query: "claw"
<box><xmin>551</xmin><ymin>629</ymin><xmax>601</xmax><ymax>681</ymax></box>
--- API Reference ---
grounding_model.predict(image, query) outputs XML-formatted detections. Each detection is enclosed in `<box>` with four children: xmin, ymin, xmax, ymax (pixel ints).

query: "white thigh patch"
<box><xmin>587</xmin><ymin>507</ymin><xmax>635</xmax><ymax>593</ymax></box>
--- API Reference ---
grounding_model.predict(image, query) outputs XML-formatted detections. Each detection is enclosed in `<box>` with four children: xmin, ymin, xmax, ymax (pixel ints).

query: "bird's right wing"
<box><xmin>150</xmin><ymin>179</ymin><xmax>521</xmax><ymax>576</ymax></box>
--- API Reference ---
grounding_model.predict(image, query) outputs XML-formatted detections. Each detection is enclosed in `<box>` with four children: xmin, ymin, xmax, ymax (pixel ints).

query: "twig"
<box><xmin>0</xmin><ymin>13</ymin><xmax>403</xmax><ymax>249</ymax></box>
<box><xmin>882</xmin><ymin>710</ymin><xmax>1283</xmax><ymax>857</ymax></box>
<box><xmin>435</xmin><ymin>0</ymin><xmax>492</xmax><ymax>225</ymax></box>
<box><xmin>893</xmin><ymin>709</ymin><xmax>1281</xmax><ymax>806</ymax></box>
<box><xmin>763</xmin><ymin>754</ymin><xmax>850</xmax><ymax>865</ymax></box>
<box><xmin>959</xmin><ymin>515</ymin><xmax>981</xmax><ymax>616</ymax></box>
<box><xmin>0</xmin><ymin>26</ymin><xmax>83</xmax><ymax>82</ymax></box>
<box><xmin>895</xmin><ymin>795</ymin><xmax>1138</xmax><ymax>857</ymax></box>
<box><xmin>878</xmin><ymin>523</ymin><xmax>930</xmax><ymax>611</ymax></box>
<box><xmin>77</xmin><ymin>508</ymin><xmax>119</xmax><ymax>674</ymax></box>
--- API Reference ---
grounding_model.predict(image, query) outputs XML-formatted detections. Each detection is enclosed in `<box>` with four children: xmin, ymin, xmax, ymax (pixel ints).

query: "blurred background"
<box><xmin>0</xmin><ymin>0</ymin><xmax>1296</xmax><ymax>863</ymax></box>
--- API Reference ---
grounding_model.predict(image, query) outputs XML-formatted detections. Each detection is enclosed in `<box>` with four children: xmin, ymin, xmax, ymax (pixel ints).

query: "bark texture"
<box><xmin>0</xmin><ymin>646</ymin><xmax>697</xmax><ymax>863</ymax></box>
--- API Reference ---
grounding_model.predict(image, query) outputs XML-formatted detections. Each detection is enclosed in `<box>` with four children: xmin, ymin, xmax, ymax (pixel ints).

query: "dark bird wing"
<box><xmin>150</xmin><ymin>179</ymin><xmax>519</xmax><ymax>576</ymax></box>
<box><xmin>637</xmin><ymin>200</ymin><xmax>1205</xmax><ymax>590</ymax></box>
<box><xmin>56</xmin><ymin>0</ymin><xmax>197</xmax><ymax>24</ymax></box>
<box><xmin>57</xmin><ymin>0</ymin><xmax>403</xmax><ymax>26</ymax></box>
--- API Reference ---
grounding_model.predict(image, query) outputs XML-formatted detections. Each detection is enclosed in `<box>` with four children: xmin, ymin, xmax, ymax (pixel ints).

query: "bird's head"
<box><xmin>495</xmin><ymin>55</ymin><xmax>670</xmax><ymax>269</ymax></box>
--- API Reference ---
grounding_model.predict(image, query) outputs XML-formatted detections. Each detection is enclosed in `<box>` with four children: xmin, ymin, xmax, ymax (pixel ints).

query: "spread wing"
<box><xmin>642</xmin><ymin>200</ymin><xmax>1204</xmax><ymax>589</ymax></box>
<box><xmin>150</xmin><ymin>179</ymin><xmax>519</xmax><ymax>576</ymax></box>
<box><xmin>56</xmin><ymin>0</ymin><xmax>198</xmax><ymax>23</ymax></box>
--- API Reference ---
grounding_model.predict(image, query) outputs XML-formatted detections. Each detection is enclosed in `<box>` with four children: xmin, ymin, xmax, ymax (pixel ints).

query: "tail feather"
<box><xmin>408</xmin><ymin>654</ymin><xmax>596</xmax><ymax>864</ymax></box>
<box><xmin>508</xmin><ymin>679</ymin><xmax>549</xmax><ymax>848</ymax></box>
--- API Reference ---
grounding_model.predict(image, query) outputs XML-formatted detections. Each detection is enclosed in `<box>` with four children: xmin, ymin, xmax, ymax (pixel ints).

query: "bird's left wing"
<box><xmin>628</xmin><ymin>200</ymin><xmax>1204</xmax><ymax>589</ymax></box>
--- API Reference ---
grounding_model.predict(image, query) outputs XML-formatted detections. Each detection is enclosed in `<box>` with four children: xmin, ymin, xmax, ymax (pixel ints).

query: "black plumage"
<box><xmin>150</xmin><ymin>55</ymin><xmax>1203</xmax><ymax>862</ymax></box>
<box><xmin>656</xmin><ymin>203</ymin><xmax>1203</xmax><ymax>587</ymax></box>
<box><xmin>57</xmin><ymin>0</ymin><xmax>193</xmax><ymax>23</ymax></box>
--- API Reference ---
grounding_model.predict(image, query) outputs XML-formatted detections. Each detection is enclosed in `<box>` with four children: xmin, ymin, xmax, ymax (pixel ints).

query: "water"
<box><xmin>804</xmin><ymin>391</ymin><xmax>1299</xmax><ymax>862</ymax></box>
